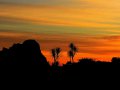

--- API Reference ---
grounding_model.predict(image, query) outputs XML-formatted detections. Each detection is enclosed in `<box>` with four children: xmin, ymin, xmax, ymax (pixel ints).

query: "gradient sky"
<box><xmin>0</xmin><ymin>0</ymin><xmax>120</xmax><ymax>64</ymax></box>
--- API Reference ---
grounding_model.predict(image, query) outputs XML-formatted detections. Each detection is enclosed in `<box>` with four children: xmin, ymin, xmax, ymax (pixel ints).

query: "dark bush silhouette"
<box><xmin>0</xmin><ymin>39</ymin><xmax>120</xmax><ymax>82</ymax></box>
<box><xmin>0</xmin><ymin>40</ymin><xmax>48</xmax><ymax>65</ymax></box>
<box><xmin>112</xmin><ymin>57</ymin><xmax>120</xmax><ymax>64</ymax></box>
<box><xmin>79</xmin><ymin>58</ymin><xmax>96</xmax><ymax>64</ymax></box>
<box><xmin>0</xmin><ymin>40</ymin><xmax>52</xmax><ymax>82</ymax></box>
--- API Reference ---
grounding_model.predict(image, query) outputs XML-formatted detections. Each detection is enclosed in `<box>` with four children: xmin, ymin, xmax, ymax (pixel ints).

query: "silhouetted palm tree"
<box><xmin>68</xmin><ymin>43</ymin><xmax>78</xmax><ymax>63</ymax></box>
<box><xmin>56</xmin><ymin>48</ymin><xmax>61</xmax><ymax>61</ymax></box>
<box><xmin>51</xmin><ymin>48</ymin><xmax>61</xmax><ymax>64</ymax></box>
<box><xmin>51</xmin><ymin>49</ymin><xmax>56</xmax><ymax>63</ymax></box>
<box><xmin>68</xmin><ymin>50</ymin><xmax>74</xmax><ymax>62</ymax></box>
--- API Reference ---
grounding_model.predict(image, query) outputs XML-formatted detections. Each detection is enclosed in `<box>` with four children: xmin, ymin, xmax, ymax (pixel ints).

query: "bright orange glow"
<box><xmin>1</xmin><ymin>32</ymin><xmax>120</xmax><ymax>64</ymax></box>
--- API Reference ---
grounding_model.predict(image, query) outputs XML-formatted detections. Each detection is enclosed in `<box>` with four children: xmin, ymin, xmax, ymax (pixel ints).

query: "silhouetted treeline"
<box><xmin>0</xmin><ymin>39</ymin><xmax>120</xmax><ymax>82</ymax></box>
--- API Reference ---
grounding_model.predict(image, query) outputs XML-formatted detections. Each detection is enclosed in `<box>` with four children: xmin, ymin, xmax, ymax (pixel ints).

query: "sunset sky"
<box><xmin>0</xmin><ymin>0</ymin><xmax>120</xmax><ymax>64</ymax></box>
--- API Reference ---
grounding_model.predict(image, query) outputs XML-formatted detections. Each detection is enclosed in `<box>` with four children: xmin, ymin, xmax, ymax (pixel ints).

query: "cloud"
<box><xmin>0</xmin><ymin>15</ymin><xmax>120</xmax><ymax>36</ymax></box>
<box><xmin>0</xmin><ymin>0</ymin><xmax>89</xmax><ymax>7</ymax></box>
<box><xmin>3</xmin><ymin>0</ymin><xmax>116</xmax><ymax>9</ymax></box>
<box><xmin>1</xmin><ymin>2</ymin><xmax>120</xmax><ymax>29</ymax></box>
<box><xmin>1</xmin><ymin>0</ymin><xmax>120</xmax><ymax>63</ymax></box>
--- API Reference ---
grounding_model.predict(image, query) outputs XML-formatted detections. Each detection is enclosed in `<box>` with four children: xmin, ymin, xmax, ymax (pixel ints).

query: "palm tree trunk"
<box><xmin>72</xmin><ymin>57</ymin><xmax>74</xmax><ymax>63</ymax></box>
<box><xmin>70</xmin><ymin>57</ymin><xmax>71</xmax><ymax>62</ymax></box>
<box><xmin>54</xmin><ymin>57</ymin><xmax>56</xmax><ymax>64</ymax></box>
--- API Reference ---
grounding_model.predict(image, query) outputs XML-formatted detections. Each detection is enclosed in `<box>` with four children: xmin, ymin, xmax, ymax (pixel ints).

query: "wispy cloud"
<box><xmin>0</xmin><ymin>2</ymin><xmax>120</xmax><ymax>35</ymax></box>
<box><xmin>0</xmin><ymin>0</ymin><xmax>120</xmax><ymax>63</ymax></box>
<box><xmin>0</xmin><ymin>0</ymin><xmax>90</xmax><ymax>7</ymax></box>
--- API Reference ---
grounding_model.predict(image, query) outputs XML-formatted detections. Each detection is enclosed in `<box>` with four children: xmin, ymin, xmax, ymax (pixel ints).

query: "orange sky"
<box><xmin>0</xmin><ymin>0</ymin><xmax>120</xmax><ymax>64</ymax></box>
<box><xmin>1</xmin><ymin>32</ymin><xmax>120</xmax><ymax>64</ymax></box>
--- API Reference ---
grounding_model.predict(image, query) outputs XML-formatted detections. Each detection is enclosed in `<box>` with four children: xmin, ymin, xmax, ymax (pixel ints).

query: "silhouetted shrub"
<box><xmin>112</xmin><ymin>57</ymin><xmax>120</xmax><ymax>63</ymax></box>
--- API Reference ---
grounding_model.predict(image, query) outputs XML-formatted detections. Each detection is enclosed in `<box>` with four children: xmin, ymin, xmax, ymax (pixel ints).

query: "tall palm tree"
<box><xmin>68</xmin><ymin>50</ymin><xmax>74</xmax><ymax>62</ymax></box>
<box><xmin>51</xmin><ymin>49</ymin><xmax>56</xmax><ymax>63</ymax></box>
<box><xmin>51</xmin><ymin>48</ymin><xmax>61</xmax><ymax>64</ymax></box>
<box><xmin>56</xmin><ymin>48</ymin><xmax>61</xmax><ymax>61</ymax></box>
<box><xmin>68</xmin><ymin>43</ymin><xmax>78</xmax><ymax>63</ymax></box>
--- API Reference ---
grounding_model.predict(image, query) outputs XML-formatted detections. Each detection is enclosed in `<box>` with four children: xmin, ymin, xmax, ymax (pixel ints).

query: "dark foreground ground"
<box><xmin>0</xmin><ymin>40</ymin><xmax>120</xmax><ymax>87</ymax></box>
